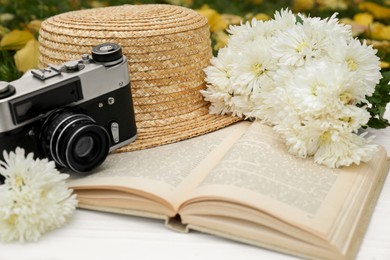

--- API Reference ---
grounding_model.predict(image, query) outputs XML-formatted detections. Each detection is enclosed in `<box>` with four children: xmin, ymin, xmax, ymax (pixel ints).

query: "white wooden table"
<box><xmin>2</xmin><ymin>111</ymin><xmax>390</xmax><ymax>260</ymax></box>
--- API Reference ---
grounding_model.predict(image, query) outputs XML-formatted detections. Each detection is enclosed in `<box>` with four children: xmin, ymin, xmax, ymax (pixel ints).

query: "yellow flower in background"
<box><xmin>250</xmin><ymin>0</ymin><xmax>264</xmax><ymax>4</ymax></box>
<box><xmin>340</xmin><ymin>13</ymin><xmax>374</xmax><ymax>36</ymax></box>
<box><xmin>0</xmin><ymin>30</ymin><xmax>34</xmax><ymax>50</ymax></box>
<box><xmin>26</xmin><ymin>20</ymin><xmax>42</xmax><ymax>34</ymax></box>
<box><xmin>212</xmin><ymin>30</ymin><xmax>229</xmax><ymax>50</ymax></box>
<box><xmin>380</xmin><ymin>61</ymin><xmax>390</xmax><ymax>68</ymax></box>
<box><xmin>340</xmin><ymin>18</ymin><xmax>366</xmax><ymax>36</ymax></box>
<box><xmin>293</xmin><ymin>0</ymin><xmax>351</xmax><ymax>12</ymax></box>
<box><xmin>359</xmin><ymin>2</ymin><xmax>390</xmax><ymax>20</ymax></box>
<box><xmin>368</xmin><ymin>39</ymin><xmax>390</xmax><ymax>68</ymax></box>
<box><xmin>0</xmin><ymin>20</ymin><xmax>41</xmax><ymax>73</ymax></box>
<box><xmin>14</xmin><ymin>38</ymin><xmax>39</xmax><ymax>73</ymax></box>
<box><xmin>0</xmin><ymin>25</ymin><xmax>9</xmax><ymax>38</ymax></box>
<box><xmin>369</xmin><ymin>22</ymin><xmax>390</xmax><ymax>40</ymax></box>
<box><xmin>220</xmin><ymin>14</ymin><xmax>243</xmax><ymax>26</ymax></box>
<box><xmin>354</xmin><ymin>13</ymin><xmax>374</xmax><ymax>27</ymax></box>
<box><xmin>292</xmin><ymin>0</ymin><xmax>315</xmax><ymax>12</ymax></box>
<box><xmin>317</xmin><ymin>0</ymin><xmax>348</xmax><ymax>10</ymax></box>
<box><xmin>368</xmin><ymin>39</ymin><xmax>390</xmax><ymax>50</ymax></box>
<box><xmin>165</xmin><ymin>0</ymin><xmax>193</xmax><ymax>7</ymax></box>
<box><xmin>245</xmin><ymin>12</ymin><xmax>271</xmax><ymax>21</ymax></box>
<box><xmin>254</xmin><ymin>13</ymin><xmax>271</xmax><ymax>21</ymax></box>
<box><xmin>196</xmin><ymin>5</ymin><xmax>228</xmax><ymax>32</ymax></box>
<box><xmin>88</xmin><ymin>0</ymin><xmax>109</xmax><ymax>8</ymax></box>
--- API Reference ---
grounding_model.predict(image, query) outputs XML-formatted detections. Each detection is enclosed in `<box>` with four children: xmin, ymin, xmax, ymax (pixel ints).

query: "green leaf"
<box><xmin>0</xmin><ymin>50</ymin><xmax>22</xmax><ymax>81</ymax></box>
<box><xmin>367</xmin><ymin>117</ymin><xmax>389</xmax><ymax>129</ymax></box>
<box><xmin>295</xmin><ymin>15</ymin><xmax>304</xmax><ymax>25</ymax></box>
<box><xmin>364</xmin><ymin>70</ymin><xmax>390</xmax><ymax>129</ymax></box>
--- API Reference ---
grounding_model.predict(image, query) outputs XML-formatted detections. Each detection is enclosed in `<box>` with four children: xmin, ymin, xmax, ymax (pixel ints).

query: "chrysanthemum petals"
<box><xmin>202</xmin><ymin>8</ymin><xmax>381</xmax><ymax>168</ymax></box>
<box><xmin>0</xmin><ymin>147</ymin><xmax>78</xmax><ymax>242</ymax></box>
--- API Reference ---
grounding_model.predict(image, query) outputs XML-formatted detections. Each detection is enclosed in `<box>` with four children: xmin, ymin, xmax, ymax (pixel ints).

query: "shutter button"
<box><xmin>63</xmin><ymin>60</ymin><xmax>85</xmax><ymax>72</ymax></box>
<box><xmin>64</xmin><ymin>61</ymin><xmax>79</xmax><ymax>70</ymax></box>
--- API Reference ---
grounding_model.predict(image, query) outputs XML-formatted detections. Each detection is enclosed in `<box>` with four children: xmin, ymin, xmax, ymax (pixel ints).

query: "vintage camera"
<box><xmin>0</xmin><ymin>43</ymin><xmax>137</xmax><ymax>181</ymax></box>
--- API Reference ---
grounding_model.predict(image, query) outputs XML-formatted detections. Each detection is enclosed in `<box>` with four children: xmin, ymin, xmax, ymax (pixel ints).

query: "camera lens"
<box><xmin>40</xmin><ymin>109</ymin><xmax>110</xmax><ymax>173</ymax></box>
<box><xmin>74</xmin><ymin>136</ymin><xmax>94</xmax><ymax>158</ymax></box>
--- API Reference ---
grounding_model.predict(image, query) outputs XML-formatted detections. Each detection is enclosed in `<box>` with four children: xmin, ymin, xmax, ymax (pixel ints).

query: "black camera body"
<box><xmin>0</xmin><ymin>43</ymin><xmax>137</xmax><ymax>178</ymax></box>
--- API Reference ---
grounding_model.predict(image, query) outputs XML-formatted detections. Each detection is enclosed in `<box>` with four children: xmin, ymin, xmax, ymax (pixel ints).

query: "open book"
<box><xmin>67</xmin><ymin>121</ymin><xmax>389</xmax><ymax>260</ymax></box>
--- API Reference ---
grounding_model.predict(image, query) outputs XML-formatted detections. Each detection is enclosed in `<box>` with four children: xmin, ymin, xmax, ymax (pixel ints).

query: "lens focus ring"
<box><xmin>40</xmin><ymin>109</ymin><xmax>110</xmax><ymax>173</ymax></box>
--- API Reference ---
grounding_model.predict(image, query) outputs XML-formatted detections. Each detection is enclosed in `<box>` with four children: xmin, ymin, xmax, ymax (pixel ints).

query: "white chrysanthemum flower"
<box><xmin>330</xmin><ymin>39</ymin><xmax>381</xmax><ymax>95</ymax></box>
<box><xmin>337</xmin><ymin>105</ymin><xmax>371</xmax><ymax>132</ymax></box>
<box><xmin>202</xmin><ymin>48</ymin><xmax>236</xmax><ymax>115</ymax></box>
<box><xmin>230</xmin><ymin>40</ymin><xmax>277</xmax><ymax>95</ymax></box>
<box><xmin>301</xmin><ymin>13</ymin><xmax>352</xmax><ymax>43</ymax></box>
<box><xmin>275</xmin><ymin>118</ymin><xmax>324</xmax><ymax>158</ymax></box>
<box><xmin>286</xmin><ymin>60</ymin><xmax>372</xmax><ymax>118</ymax></box>
<box><xmin>229</xmin><ymin>94</ymin><xmax>256</xmax><ymax>118</ymax></box>
<box><xmin>272</xmin><ymin>8</ymin><xmax>297</xmax><ymax>31</ymax></box>
<box><xmin>0</xmin><ymin>148</ymin><xmax>77</xmax><ymax>242</ymax></box>
<box><xmin>272</xmin><ymin>13</ymin><xmax>351</xmax><ymax>68</ymax></box>
<box><xmin>204</xmin><ymin>47</ymin><xmax>235</xmax><ymax>92</ymax></box>
<box><xmin>201</xmin><ymin>8</ymin><xmax>381</xmax><ymax>168</ymax></box>
<box><xmin>275</xmin><ymin>114</ymin><xmax>377</xmax><ymax>167</ymax></box>
<box><xmin>254</xmin><ymin>66</ymin><xmax>295</xmax><ymax>123</ymax></box>
<box><xmin>271</xmin><ymin>23</ymin><xmax>327</xmax><ymax>67</ymax></box>
<box><xmin>279</xmin><ymin>61</ymin><xmax>356</xmax><ymax>115</ymax></box>
<box><xmin>227</xmin><ymin>19</ymin><xmax>276</xmax><ymax>49</ymax></box>
<box><xmin>264</xmin><ymin>59</ymin><xmax>376</xmax><ymax>164</ymax></box>
<box><xmin>227</xmin><ymin>18</ymin><xmax>259</xmax><ymax>38</ymax></box>
<box><xmin>314</xmin><ymin>130</ymin><xmax>377</xmax><ymax>168</ymax></box>
<box><xmin>201</xmin><ymin>85</ymin><xmax>233</xmax><ymax>115</ymax></box>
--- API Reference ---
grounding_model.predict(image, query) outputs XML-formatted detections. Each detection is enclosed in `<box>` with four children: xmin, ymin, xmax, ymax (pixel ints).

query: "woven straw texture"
<box><xmin>39</xmin><ymin>4</ymin><xmax>240</xmax><ymax>152</ymax></box>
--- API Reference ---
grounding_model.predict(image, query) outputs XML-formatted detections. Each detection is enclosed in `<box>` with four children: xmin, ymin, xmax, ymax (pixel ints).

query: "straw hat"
<box><xmin>38</xmin><ymin>4</ymin><xmax>240</xmax><ymax>152</ymax></box>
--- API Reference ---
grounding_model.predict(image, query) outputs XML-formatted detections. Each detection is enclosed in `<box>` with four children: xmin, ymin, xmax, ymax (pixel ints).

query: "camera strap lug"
<box><xmin>110</xmin><ymin>122</ymin><xmax>120</xmax><ymax>143</ymax></box>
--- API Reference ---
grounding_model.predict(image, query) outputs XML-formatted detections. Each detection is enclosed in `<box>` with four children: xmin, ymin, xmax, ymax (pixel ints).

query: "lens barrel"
<box><xmin>40</xmin><ymin>109</ymin><xmax>110</xmax><ymax>173</ymax></box>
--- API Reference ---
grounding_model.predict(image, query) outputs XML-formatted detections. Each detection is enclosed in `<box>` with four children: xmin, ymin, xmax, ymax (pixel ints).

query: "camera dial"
<box><xmin>91</xmin><ymin>43</ymin><xmax>123</xmax><ymax>66</ymax></box>
<box><xmin>0</xmin><ymin>81</ymin><xmax>15</xmax><ymax>99</ymax></box>
<box><xmin>40</xmin><ymin>108</ymin><xmax>110</xmax><ymax>173</ymax></box>
<box><xmin>61</xmin><ymin>60</ymin><xmax>85</xmax><ymax>73</ymax></box>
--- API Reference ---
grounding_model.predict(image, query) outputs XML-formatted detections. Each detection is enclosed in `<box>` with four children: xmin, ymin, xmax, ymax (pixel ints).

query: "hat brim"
<box><xmin>115</xmin><ymin>105</ymin><xmax>241</xmax><ymax>152</ymax></box>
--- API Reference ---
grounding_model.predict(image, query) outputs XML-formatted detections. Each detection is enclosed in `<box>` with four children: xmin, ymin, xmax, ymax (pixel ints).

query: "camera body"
<box><xmin>0</xmin><ymin>43</ymin><xmax>137</xmax><ymax>177</ymax></box>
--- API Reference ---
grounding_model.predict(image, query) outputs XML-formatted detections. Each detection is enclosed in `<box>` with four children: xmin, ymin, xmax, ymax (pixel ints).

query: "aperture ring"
<box><xmin>52</xmin><ymin>116</ymin><xmax>91</xmax><ymax>167</ymax></box>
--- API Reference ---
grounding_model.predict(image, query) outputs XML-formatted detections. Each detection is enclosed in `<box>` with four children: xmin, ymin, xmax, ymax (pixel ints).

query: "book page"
<box><xmin>180</xmin><ymin>121</ymin><xmax>388</xmax><ymax>239</ymax></box>
<box><xmin>67</xmin><ymin>121</ymin><xmax>250</xmax><ymax>214</ymax></box>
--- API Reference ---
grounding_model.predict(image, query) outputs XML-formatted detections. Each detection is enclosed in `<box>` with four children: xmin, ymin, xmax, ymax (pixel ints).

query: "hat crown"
<box><xmin>39</xmin><ymin>4</ymin><xmax>239</xmax><ymax>151</ymax></box>
<box><xmin>48</xmin><ymin>5</ymin><xmax>208</xmax><ymax>37</ymax></box>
